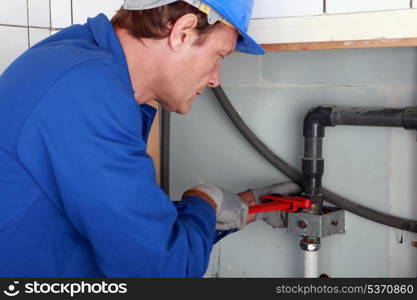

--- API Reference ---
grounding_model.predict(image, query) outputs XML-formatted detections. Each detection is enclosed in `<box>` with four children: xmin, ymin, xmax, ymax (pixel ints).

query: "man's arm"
<box><xmin>17</xmin><ymin>61</ymin><xmax>216</xmax><ymax>277</ymax></box>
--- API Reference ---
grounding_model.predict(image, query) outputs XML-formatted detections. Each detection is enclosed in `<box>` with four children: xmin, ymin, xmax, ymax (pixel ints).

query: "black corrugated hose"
<box><xmin>212</xmin><ymin>85</ymin><xmax>417</xmax><ymax>233</ymax></box>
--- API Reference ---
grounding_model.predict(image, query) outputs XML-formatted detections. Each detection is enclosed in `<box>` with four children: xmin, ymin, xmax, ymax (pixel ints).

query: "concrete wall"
<box><xmin>170</xmin><ymin>48</ymin><xmax>417</xmax><ymax>277</ymax></box>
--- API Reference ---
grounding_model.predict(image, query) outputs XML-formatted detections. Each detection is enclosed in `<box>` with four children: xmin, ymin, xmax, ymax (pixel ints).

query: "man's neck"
<box><xmin>115</xmin><ymin>27</ymin><xmax>164</xmax><ymax>105</ymax></box>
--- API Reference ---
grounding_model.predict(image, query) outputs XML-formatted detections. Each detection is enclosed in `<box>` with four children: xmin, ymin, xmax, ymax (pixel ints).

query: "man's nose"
<box><xmin>208</xmin><ymin>63</ymin><xmax>221</xmax><ymax>88</ymax></box>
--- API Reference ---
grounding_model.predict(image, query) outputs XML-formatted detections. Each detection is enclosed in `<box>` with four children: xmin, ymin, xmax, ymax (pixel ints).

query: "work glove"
<box><xmin>250</xmin><ymin>182</ymin><xmax>302</xmax><ymax>228</ymax></box>
<box><xmin>183</xmin><ymin>184</ymin><xmax>249</xmax><ymax>231</ymax></box>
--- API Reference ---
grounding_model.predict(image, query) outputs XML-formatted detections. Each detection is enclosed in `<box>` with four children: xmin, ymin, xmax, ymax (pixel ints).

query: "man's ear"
<box><xmin>169</xmin><ymin>13</ymin><xmax>199</xmax><ymax>52</ymax></box>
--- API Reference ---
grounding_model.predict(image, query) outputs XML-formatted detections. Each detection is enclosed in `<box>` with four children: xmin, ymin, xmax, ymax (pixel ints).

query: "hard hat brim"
<box><xmin>236</xmin><ymin>30</ymin><xmax>265</xmax><ymax>55</ymax></box>
<box><xmin>202</xmin><ymin>0</ymin><xmax>265</xmax><ymax>55</ymax></box>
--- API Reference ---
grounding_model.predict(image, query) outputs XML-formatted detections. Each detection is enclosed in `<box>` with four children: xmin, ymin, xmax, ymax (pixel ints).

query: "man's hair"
<box><xmin>111</xmin><ymin>2</ymin><xmax>218</xmax><ymax>45</ymax></box>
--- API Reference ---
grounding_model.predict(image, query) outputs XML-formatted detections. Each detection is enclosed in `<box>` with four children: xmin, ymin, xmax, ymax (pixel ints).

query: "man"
<box><xmin>0</xmin><ymin>0</ymin><xmax>299</xmax><ymax>277</ymax></box>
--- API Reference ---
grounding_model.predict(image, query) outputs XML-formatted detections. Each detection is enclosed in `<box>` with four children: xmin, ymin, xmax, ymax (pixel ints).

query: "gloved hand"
<box><xmin>250</xmin><ymin>182</ymin><xmax>302</xmax><ymax>228</ymax></box>
<box><xmin>183</xmin><ymin>184</ymin><xmax>249</xmax><ymax>230</ymax></box>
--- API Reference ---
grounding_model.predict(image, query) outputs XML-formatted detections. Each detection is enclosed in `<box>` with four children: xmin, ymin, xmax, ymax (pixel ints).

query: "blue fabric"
<box><xmin>0</xmin><ymin>14</ymin><xmax>218</xmax><ymax>277</ymax></box>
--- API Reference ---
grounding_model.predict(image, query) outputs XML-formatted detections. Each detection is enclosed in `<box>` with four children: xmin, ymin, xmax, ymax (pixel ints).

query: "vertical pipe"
<box><xmin>302</xmin><ymin>107</ymin><xmax>330</xmax><ymax>278</ymax></box>
<box><xmin>304</xmin><ymin>251</ymin><xmax>319</xmax><ymax>278</ymax></box>
<box><xmin>302</xmin><ymin>137</ymin><xmax>324</xmax><ymax>213</ymax></box>
<box><xmin>302</xmin><ymin>106</ymin><xmax>333</xmax><ymax>213</ymax></box>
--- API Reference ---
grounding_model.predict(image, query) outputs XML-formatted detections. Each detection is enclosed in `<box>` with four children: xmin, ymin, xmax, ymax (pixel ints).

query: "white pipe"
<box><xmin>304</xmin><ymin>250</ymin><xmax>319</xmax><ymax>278</ymax></box>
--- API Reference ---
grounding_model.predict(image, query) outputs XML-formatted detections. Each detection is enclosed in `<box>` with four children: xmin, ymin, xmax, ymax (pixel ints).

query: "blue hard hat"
<box><xmin>201</xmin><ymin>0</ymin><xmax>265</xmax><ymax>55</ymax></box>
<box><xmin>123</xmin><ymin>0</ymin><xmax>265</xmax><ymax>55</ymax></box>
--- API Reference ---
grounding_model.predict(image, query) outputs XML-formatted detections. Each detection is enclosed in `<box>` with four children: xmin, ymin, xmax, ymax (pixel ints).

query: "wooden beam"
<box><xmin>147</xmin><ymin>101</ymin><xmax>161</xmax><ymax>185</ymax></box>
<box><xmin>261</xmin><ymin>37</ymin><xmax>417</xmax><ymax>52</ymax></box>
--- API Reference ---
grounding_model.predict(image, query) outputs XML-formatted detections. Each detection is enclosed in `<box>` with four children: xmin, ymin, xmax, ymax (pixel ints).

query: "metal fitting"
<box><xmin>288</xmin><ymin>208</ymin><xmax>345</xmax><ymax>238</ymax></box>
<box><xmin>300</xmin><ymin>236</ymin><xmax>321</xmax><ymax>251</ymax></box>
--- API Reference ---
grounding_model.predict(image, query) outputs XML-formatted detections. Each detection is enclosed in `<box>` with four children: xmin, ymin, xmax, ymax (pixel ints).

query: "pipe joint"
<box><xmin>403</xmin><ymin>106</ymin><xmax>417</xmax><ymax>131</ymax></box>
<box><xmin>303</xmin><ymin>106</ymin><xmax>335</xmax><ymax>138</ymax></box>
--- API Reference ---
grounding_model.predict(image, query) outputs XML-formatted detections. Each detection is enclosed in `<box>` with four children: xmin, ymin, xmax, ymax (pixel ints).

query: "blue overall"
<box><xmin>0</xmin><ymin>14</ymin><xmax>218</xmax><ymax>277</ymax></box>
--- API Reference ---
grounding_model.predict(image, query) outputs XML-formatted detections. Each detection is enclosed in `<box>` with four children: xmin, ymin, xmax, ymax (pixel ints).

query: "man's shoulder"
<box><xmin>1</xmin><ymin>34</ymin><xmax>119</xmax><ymax>99</ymax></box>
<box><xmin>17</xmin><ymin>58</ymin><xmax>141</xmax><ymax>150</ymax></box>
<box><xmin>28</xmin><ymin>36</ymin><xmax>116</xmax><ymax>79</ymax></box>
<box><xmin>32</xmin><ymin>58</ymin><xmax>139</xmax><ymax>133</ymax></box>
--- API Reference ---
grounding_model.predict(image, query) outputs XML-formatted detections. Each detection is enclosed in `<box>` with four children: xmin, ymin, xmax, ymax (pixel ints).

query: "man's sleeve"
<box><xmin>17</xmin><ymin>61</ymin><xmax>216</xmax><ymax>277</ymax></box>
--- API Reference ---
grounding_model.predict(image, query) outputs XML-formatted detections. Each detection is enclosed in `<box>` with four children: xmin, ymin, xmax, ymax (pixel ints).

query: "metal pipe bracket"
<box><xmin>288</xmin><ymin>208</ymin><xmax>345</xmax><ymax>238</ymax></box>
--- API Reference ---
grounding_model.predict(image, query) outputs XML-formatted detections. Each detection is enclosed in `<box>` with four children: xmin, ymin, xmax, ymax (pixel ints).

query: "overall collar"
<box><xmin>87</xmin><ymin>14</ymin><xmax>133</xmax><ymax>92</ymax></box>
<box><xmin>86</xmin><ymin>14</ymin><xmax>157</xmax><ymax>141</ymax></box>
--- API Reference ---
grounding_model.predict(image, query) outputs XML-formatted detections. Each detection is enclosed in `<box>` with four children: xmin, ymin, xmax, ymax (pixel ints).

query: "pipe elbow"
<box><xmin>303</xmin><ymin>106</ymin><xmax>335</xmax><ymax>138</ymax></box>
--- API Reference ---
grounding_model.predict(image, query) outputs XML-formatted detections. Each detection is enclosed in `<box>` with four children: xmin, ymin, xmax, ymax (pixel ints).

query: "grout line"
<box><xmin>70</xmin><ymin>0</ymin><xmax>74</xmax><ymax>25</ymax></box>
<box><xmin>49</xmin><ymin>0</ymin><xmax>52</xmax><ymax>35</ymax></box>
<box><xmin>0</xmin><ymin>24</ymin><xmax>64</xmax><ymax>31</ymax></box>
<box><xmin>0</xmin><ymin>24</ymin><xmax>29</xmax><ymax>28</ymax></box>
<box><xmin>26</xmin><ymin>0</ymin><xmax>30</xmax><ymax>47</ymax></box>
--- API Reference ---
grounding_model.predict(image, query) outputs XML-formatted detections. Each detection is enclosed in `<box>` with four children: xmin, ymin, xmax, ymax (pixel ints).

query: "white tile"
<box><xmin>29</xmin><ymin>27</ymin><xmax>50</xmax><ymax>46</ymax></box>
<box><xmin>327</xmin><ymin>0</ymin><xmax>410</xmax><ymax>14</ymax></box>
<box><xmin>72</xmin><ymin>0</ymin><xmax>123</xmax><ymax>25</ymax></box>
<box><xmin>28</xmin><ymin>0</ymin><xmax>50</xmax><ymax>27</ymax></box>
<box><xmin>252</xmin><ymin>0</ymin><xmax>323</xmax><ymax>19</ymax></box>
<box><xmin>0</xmin><ymin>26</ymin><xmax>28</xmax><ymax>74</ymax></box>
<box><xmin>51</xmin><ymin>0</ymin><xmax>72</xmax><ymax>28</ymax></box>
<box><xmin>0</xmin><ymin>0</ymin><xmax>28</xmax><ymax>26</ymax></box>
<box><xmin>50</xmin><ymin>29</ymin><xmax>61</xmax><ymax>37</ymax></box>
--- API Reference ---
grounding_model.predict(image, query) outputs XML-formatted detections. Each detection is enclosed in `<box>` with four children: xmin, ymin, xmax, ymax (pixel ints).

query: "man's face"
<box><xmin>158</xmin><ymin>23</ymin><xmax>238</xmax><ymax>114</ymax></box>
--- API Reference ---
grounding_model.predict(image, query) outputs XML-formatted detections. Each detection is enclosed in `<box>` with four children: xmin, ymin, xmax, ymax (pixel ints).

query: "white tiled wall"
<box><xmin>51</xmin><ymin>0</ymin><xmax>72</xmax><ymax>29</ymax></box>
<box><xmin>326</xmin><ymin>0</ymin><xmax>410</xmax><ymax>14</ymax></box>
<box><xmin>1</xmin><ymin>0</ymin><xmax>416</xmax><ymax>74</ymax></box>
<box><xmin>28</xmin><ymin>0</ymin><xmax>50</xmax><ymax>27</ymax></box>
<box><xmin>0</xmin><ymin>0</ymin><xmax>28</xmax><ymax>26</ymax></box>
<box><xmin>252</xmin><ymin>0</ymin><xmax>323</xmax><ymax>19</ymax></box>
<box><xmin>0</xmin><ymin>26</ymin><xmax>28</xmax><ymax>72</ymax></box>
<box><xmin>0</xmin><ymin>0</ymin><xmax>126</xmax><ymax>74</ymax></box>
<box><xmin>250</xmin><ymin>0</ymin><xmax>412</xmax><ymax>19</ymax></box>
<box><xmin>29</xmin><ymin>28</ymin><xmax>50</xmax><ymax>47</ymax></box>
<box><xmin>72</xmin><ymin>0</ymin><xmax>123</xmax><ymax>25</ymax></box>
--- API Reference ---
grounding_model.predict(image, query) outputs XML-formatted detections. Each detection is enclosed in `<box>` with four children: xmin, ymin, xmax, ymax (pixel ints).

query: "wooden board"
<box><xmin>262</xmin><ymin>37</ymin><xmax>417</xmax><ymax>52</ymax></box>
<box><xmin>146</xmin><ymin>101</ymin><xmax>161</xmax><ymax>185</ymax></box>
